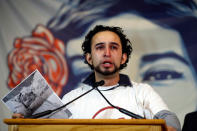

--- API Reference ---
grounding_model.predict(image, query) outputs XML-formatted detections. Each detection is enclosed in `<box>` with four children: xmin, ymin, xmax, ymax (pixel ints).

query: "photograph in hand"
<box><xmin>2</xmin><ymin>69</ymin><xmax>71</xmax><ymax>118</ymax></box>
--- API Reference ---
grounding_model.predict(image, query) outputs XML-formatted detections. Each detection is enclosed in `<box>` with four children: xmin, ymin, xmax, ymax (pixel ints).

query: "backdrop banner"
<box><xmin>1</xmin><ymin>0</ymin><xmax>197</xmax><ymax>130</ymax></box>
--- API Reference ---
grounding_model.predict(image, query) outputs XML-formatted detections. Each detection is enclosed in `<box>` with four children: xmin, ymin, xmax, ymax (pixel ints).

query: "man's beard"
<box><xmin>94</xmin><ymin>64</ymin><xmax>120</xmax><ymax>76</ymax></box>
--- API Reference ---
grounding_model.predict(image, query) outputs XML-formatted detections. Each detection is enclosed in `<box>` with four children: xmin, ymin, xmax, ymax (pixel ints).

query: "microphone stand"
<box><xmin>95</xmin><ymin>87</ymin><xmax>145</xmax><ymax>119</ymax></box>
<box><xmin>27</xmin><ymin>81</ymin><xmax>105</xmax><ymax>118</ymax></box>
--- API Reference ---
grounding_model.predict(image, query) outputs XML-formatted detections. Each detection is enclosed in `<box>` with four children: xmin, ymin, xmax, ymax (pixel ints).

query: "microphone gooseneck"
<box><xmin>27</xmin><ymin>80</ymin><xmax>105</xmax><ymax>118</ymax></box>
<box><xmin>95</xmin><ymin>84</ymin><xmax>145</xmax><ymax>119</ymax></box>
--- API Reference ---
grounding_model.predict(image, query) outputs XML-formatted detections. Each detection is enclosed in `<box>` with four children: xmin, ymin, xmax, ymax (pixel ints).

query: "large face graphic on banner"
<box><xmin>66</xmin><ymin>13</ymin><xmax>197</xmax><ymax>121</ymax></box>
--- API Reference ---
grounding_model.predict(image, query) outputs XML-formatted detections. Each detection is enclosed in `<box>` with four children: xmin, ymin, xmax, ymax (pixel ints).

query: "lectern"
<box><xmin>4</xmin><ymin>119</ymin><xmax>167</xmax><ymax>131</ymax></box>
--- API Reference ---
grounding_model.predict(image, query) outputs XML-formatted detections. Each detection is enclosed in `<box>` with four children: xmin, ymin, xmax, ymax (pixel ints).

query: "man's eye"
<box><xmin>142</xmin><ymin>70</ymin><xmax>183</xmax><ymax>82</ymax></box>
<box><xmin>96</xmin><ymin>46</ymin><xmax>104</xmax><ymax>50</ymax></box>
<box><xmin>111</xmin><ymin>46</ymin><xmax>117</xmax><ymax>50</ymax></box>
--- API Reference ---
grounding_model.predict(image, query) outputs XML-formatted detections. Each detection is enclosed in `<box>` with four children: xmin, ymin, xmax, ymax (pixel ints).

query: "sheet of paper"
<box><xmin>2</xmin><ymin>69</ymin><xmax>71</xmax><ymax>118</ymax></box>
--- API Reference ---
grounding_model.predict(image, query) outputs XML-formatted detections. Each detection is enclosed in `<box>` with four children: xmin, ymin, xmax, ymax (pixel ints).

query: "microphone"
<box><xmin>93</xmin><ymin>80</ymin><xmax>105</xmax><ymax>88</ymax></box>
<box><xmin>95</xmin><ymin>81</ymin><xmax>145</xmax><ymax>119</ymax></box>
<box><xmin>27</xmin><ymin>80</ymin><xmax>105</xmax><ymax>118</ymax></box>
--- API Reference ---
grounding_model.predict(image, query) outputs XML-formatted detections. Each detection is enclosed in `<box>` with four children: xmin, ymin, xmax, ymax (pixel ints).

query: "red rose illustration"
<box><xmin>7</xmin><ymin>24</ymin><xmax>68</xmax><ymax>96</ymax></box>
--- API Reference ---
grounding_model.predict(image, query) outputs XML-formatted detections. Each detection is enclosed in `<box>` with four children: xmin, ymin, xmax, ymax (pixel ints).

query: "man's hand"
<box><xmin>167</xmin><ymin>126</ymin><xmax>177</xmax><ymax>131</ymax></box>
<box><xmin>12</xmin><ymin>113</ymin><xmax>24</xmax><ymax>119</ymax></box>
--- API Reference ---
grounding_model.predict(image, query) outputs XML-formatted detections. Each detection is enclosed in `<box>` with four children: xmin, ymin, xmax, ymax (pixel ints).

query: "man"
<box><xmin>61</xmin><ymin>25</ymin><xmax>181</xmax><ymax>131</ymax></box>
<box><xmin>13</xmin><ymin>25</ymin><xmax>181</xmax><ymax>131</ymax></box>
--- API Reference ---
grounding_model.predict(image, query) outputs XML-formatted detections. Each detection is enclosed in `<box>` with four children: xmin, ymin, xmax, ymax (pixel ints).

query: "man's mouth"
<box><xmin>102</xmin><ymin>61</ymin><xmax>113</xmax><ymax>68</ymax></box>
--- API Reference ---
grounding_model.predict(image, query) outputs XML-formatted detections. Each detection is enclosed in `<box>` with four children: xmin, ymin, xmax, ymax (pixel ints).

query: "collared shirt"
<box><xmin>62</xmin><ymin>73</ymin><xmax>181</xmax><ymax>130</ymax></box>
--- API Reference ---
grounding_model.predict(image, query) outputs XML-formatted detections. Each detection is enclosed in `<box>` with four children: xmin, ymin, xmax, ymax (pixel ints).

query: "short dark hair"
<box><xmin>82</xmin><ymin>25</ymin><xmax>133</xmax><ymax>70</ymax></box>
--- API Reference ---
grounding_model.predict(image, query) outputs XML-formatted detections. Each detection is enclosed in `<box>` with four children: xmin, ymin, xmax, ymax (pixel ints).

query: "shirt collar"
<box><xmin>82</xmin><ymin>72</ymin><xmax>132</xmax><ymax>87</ymax></box>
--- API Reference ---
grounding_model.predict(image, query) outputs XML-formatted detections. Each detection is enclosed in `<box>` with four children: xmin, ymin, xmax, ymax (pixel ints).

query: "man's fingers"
<box><xmin>12</xmin><ymin>113</ymin><xmax>24</xmax><ymax>119</ymax></box>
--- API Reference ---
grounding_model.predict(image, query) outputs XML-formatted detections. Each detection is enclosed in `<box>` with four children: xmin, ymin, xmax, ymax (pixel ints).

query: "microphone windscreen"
<box><xmin>94</xmin><ymin>80</ymin><xmax>105</xmax><ymax>87</ymax></box>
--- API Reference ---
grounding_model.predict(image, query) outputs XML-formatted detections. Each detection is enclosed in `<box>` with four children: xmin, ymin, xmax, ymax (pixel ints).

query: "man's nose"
<box><xmin>104</xmin><ymin>47</ymin><xmax>111</xmax><ymax>57</ymax></box>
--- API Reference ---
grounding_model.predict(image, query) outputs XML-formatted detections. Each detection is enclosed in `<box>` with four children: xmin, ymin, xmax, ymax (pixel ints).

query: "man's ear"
<box><xmin>86</xmin><ymin>53</ymin><xmax>93</xmax><ymax>65</ymax></box>
<box><xmin>121</xmin><ymin>53</ymin><xmax>127</xmax><ymax>65</ymax></box>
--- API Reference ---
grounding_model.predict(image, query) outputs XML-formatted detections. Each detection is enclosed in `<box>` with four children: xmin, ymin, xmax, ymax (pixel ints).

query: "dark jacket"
<box><xmin>182</xmin><ymin>111</ymin><xmax>197</xmax><ymax>131</ymax></box>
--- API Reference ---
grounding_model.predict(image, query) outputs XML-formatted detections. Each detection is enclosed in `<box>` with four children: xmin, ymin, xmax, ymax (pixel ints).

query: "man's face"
<box><xmin>86</xmin><ymin>31</ymin><xmax>127</xmax><ymax>76</ymax></box>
